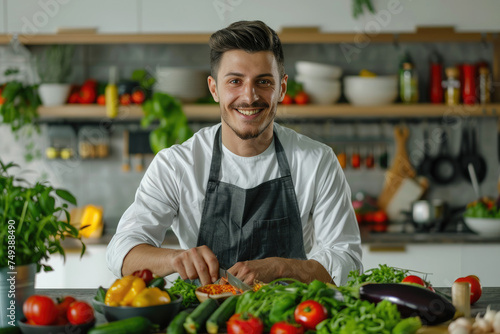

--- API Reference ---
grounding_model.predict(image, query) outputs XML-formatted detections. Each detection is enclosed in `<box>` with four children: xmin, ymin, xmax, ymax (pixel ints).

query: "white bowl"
<box><xmin>344</xmin><ymin>75</ymin><xmax>398</xmax><ymax>106</ymax></box>
<box><xmin>295</xmin><ymin>74</ymin><xmax>341</xmax><ymax>105</ymax></box>
<box><xmin>464</xmin><ymin>217</ymin><xmax>500</xmax><ymax>237</ymax></box>
<box><xmin>295</xmin><ymin>61</ymin><xmax>343</xmax><ymax>79</ymax></box>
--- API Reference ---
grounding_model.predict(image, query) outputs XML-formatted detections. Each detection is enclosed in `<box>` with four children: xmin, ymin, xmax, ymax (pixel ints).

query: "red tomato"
<box><xmin>67</xmin><ymin>301</ymin><xmax>95</xmax><ymax>325</ymax></box>
<box><xmin>132</xmin><ymin>269</ymin><xmax>154</xmax><ymax>285</ymax></box>
<box><xmin>131</xmin><ymin>89</ymin><xmax>146</xmax><ymax>104</ymax></box>
<box><xmin>227</xmin><ymin>313</ymin><xmax>263</xmax><ymax>334</ymax></box>
<box><xmin>294</xmin><ymin>300</ymin><xmax>328</xmax><ymax>330</ymax></box>
<box><xmin>281</xmin><ymin>94</ymin><xmax>294</xmax><ymax>105</ymax></box>
<box><xmin>402</xmin><ymin>275</ymin><xmax>426</xmax><ymax>286</ymax></box>
<box><xmin>97</xmin><ymin>94</ymin><xmax>106</xmax><ymax>105</ymax></box>
<box><xmin>120</xmin><ymin>93</ymin><xmax>132</xmax><ymax>106</ymax></box>
<box><xmin>455</xmin><ymin>275</ymin><xmax>482</xmax><ymax>304</ymax></box>
<box><xmin>294</xmin><ymin>91</ymin><xmax>310</xmax><ymax>105</ymax></box>
<box><xmin>56</xmin><ymin>296</ymin><xmax>76</xmax><ymax>318</ymax></box>
<box><xmin>270</xmin><ymin>321</ymin><xmax>304</xmax><ymax>334</ymax></box>
<box><xmin>68</xmin><ymin>91</ymin><xmax>80</xmax><ymax>104</ymax></box>
<box><xmin>79</xmin><ymin>86</ymin><xmax>96</xmax><ymax>104</ymax></box>
<box><xmin>372</xmin><ymin>210</ymin><xmax>388</xmax><ymax>224</ymax></box>
<box><xmin>23</xmin><ymin>295</ymin><xmax>58</xmax><ymax>325</ymax></box>
<box><xmin>427</xmin><ymin>285</ymin><xmax>435</xmax><ymax>292</ymax></box>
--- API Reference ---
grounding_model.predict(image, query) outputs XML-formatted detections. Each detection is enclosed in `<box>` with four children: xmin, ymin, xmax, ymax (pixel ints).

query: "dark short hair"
<box><xmin>209</xmin><ymin>20</ymin><xmax>285</xmax><ymax>79</ymax></box>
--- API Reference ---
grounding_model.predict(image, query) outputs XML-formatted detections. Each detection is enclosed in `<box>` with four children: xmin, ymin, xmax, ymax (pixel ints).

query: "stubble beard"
<box><xmin>221</xmin><ymin>102</ymin><xmax>276</xmax><ymax>140</ymax></box>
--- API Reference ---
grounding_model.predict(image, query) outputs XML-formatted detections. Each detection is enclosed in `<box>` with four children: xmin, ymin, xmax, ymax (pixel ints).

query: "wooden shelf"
<box><xmin>1</xmin><ymin>28</ymin><xmax>498</xmax><ymax>45</ymax></box>
<box><xmin>37</xmin><ymin>103</ymin><xmax>500</xmax><ymax>122</ymax></box>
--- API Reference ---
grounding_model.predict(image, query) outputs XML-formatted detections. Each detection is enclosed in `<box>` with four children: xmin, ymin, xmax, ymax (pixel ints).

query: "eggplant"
<box><xmin>359</xmin><ymin>283</ymin><xmax>455</xmax><ymax>326</ymax></box>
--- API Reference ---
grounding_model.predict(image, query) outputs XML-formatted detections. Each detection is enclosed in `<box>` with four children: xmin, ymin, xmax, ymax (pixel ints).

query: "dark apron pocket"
<box><xmin>244</xmin><ymin>217</ymin><xmax>292</xmax><ymax>260</ymax></box>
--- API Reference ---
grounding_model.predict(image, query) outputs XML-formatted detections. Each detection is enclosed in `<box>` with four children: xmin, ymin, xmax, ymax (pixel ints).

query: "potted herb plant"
<box><xmin>141</xmin><ymin>91</ymin><xmax>193</xmax><ymax>154</ymax></box>
<box><xmin>0</xmin><ymin>159</ymin><xmax>85</xmax><ymax>326</ymax></box>
<box><xmin>36</xmin><ymin>45</ymin><xmax>75</xmax><ymax>106</ymax></box>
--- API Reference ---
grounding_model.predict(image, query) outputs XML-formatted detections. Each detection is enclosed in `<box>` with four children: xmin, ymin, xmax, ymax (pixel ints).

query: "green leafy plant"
<box><xmin>0</xmin><ymin>159</ymin><xmax>85</xmax><ymax>272</ymax></box>
<box><xmin>352</xmin><ymin>0</ymin><xmax>375</xmax><ymax>18</ymax></box>
<box><xmin>0</xmin><ymin>68</ymin><xmax>41</xmax><ymax>161</ymax></box>
<box><xmin>36</xmin><ymin>45</ymin><xmax>75</xmax><ymax>83</ymax></box>
<box><xmin>141</xmin><ymin>92</ymin><xmax>193</xmax><ymax>154</ymax></box>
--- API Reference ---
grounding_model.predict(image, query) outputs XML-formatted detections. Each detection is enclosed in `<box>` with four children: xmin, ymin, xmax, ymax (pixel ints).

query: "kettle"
<box><xmin>410</xmin><ymin>199</ymin><xmax>448</xmax><ymax>231</ymax></box>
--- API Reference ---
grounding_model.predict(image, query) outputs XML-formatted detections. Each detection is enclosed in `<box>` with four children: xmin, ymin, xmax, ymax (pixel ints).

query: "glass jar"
<box><xmin>478</xmin><ymin>66</ymin><xmax>491</xmax><ymax>104</ymax></box>
<box><xmin>400</xmin><ymin>62</ymin><xmax>419</xmax><ymax>103</ymax></box>
<box><xmin>442</xmin><ymin>67</ymin><xmax>460</xmax><ymax>106</ymax></box>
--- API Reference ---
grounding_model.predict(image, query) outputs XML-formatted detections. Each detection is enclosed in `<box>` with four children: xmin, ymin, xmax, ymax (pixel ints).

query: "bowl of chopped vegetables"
<box><xmin>463</xmin><ymin>197</ymin><xmax>500</xmax><ymax>236</ymax></box>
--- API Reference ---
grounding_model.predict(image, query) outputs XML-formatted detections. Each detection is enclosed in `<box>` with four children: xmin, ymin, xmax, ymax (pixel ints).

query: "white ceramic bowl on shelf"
<box><xmin>295</xmin><ymin>74</ymin><xmax>341</xmax><ymax>105</ymax></box>
<box><xmin>295</xmin><ymin>61</ymin><xmax>343</xmax><ymax>79</ymax></box>
<box><xmin>464</xmin><ymin>217</ymin><xmax>500</xmax><ymax>237</ymax></box>
<box><xmin>344</xmin><ymin>75</ymin><xmax>398</xmax><ymax>106</ymax></box>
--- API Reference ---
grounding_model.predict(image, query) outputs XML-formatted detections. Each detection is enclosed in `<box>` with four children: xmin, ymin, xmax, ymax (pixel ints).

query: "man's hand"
<box><xmin>170</xmin><ymin>245</ymin><xmax>219</xmax><ymax>286</ymax></box>
<box><xmin>229</xmin><ymin>257</ymin><xmax>332</xmax><ymax>285</ymax></box>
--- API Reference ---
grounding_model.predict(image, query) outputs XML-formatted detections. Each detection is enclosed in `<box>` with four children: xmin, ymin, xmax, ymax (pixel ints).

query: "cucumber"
<box><xmin>166</xmin><ymin>310</ymin><xmax>190</xmax><ymax>334</ymax></box>
<box><xmin>184</xmin><ymin>298</ymin><xmax>218</xmax><ymax>334</ymax></box>
<box><xmin>88</xmin><ymin>316</ymin><xmax>155</xmax><ymax>334</ymax></box>
<box><xmin>0</xmin><ymin>326</ymin><xmax>21</xmax><ymax>334</ymax></box>
<box><xmin>206</xmin><ymin>296</ymin><xmax>238</xmax><ymax>334</ymax></box>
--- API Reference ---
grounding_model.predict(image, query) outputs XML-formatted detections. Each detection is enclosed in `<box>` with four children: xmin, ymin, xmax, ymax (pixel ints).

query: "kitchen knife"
<box><xmin>219</xmin><ymin>268</ymin><xmax>252</xmax><ymax>291</ymax></box>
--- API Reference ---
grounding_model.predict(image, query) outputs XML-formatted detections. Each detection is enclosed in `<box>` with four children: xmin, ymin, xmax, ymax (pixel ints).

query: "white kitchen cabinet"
<box><xmin>0</xmin><ymin>1</ymin><xmax>6</xmax><ymax>33</ymax></box>
<box><xmin>36</xmin><ymin>245</ymin><xmax>117</xmax><ymax>289</ymax></box>
<box><xmin>141</xmin><ymin>0</ymin><xmax>228</xmax><ymax>33</ymax></box>
<box><xmin>6</xmin><ymin>0</ymin><xmax>139</xmax><ymax>34</ymax></box>
<box><xmin>141</xmin><ymin>0</ymin><xmax>500</xmax><ymax>34</ymax></box>
<box><xmin>362</xmin><ymin>243</ymin><xmax>500</xmax><ymax>288</ymax></box>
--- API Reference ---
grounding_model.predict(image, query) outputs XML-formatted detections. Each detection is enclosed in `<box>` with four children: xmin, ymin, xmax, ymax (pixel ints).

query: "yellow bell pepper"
<box><xmin>131</xmin><ymin>287</ymin><xmax>171</xmax><ymax>307</ymax></box>
<box><xmin>104</xmin><ymin>275</ymin><xmax>146</xmax><ymax>306</ymax></box>
<box><xmin>79</xmin><ymin>205</ymin><xmax>103</xmax><ymax>238</ymax></box>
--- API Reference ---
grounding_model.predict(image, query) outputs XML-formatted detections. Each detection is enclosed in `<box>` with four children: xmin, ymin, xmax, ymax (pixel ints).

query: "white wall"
<box><xmin>4</xmin><ymin>0</ymin><xmax>500</xmax><ymax>34</ymax></box>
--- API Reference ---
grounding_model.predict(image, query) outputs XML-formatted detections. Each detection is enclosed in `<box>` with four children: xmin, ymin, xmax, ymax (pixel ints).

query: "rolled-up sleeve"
<box><xmin>106</xmin><ymin>150</ymin><xmax>179</xmax><ymax>278</ymax></box>
<box><xmin>306</xmin><ymin>149</ymin><xmax>363</xmax><ymax>286</ymax></box>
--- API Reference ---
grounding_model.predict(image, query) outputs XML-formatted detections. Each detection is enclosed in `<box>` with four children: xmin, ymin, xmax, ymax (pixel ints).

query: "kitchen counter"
<box><xmin>362</xmin><ymin>231</ymin><xmax>500</xmax><ymax>245</ymax></box>
<box><xmin>34</xmin><ymin>287</ymin><xmax>500</xmax><ymax>328</ymax></box>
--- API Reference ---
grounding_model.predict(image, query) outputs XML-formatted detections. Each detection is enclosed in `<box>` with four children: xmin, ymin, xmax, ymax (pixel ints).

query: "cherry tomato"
<box><xmin>120</xmin><ymin>93</ymin><xmax>132</xmax><ymax>106</ymax></box>
<box><xmin>97</xmin><ymin>94</ymin><xmax>106</xmax><ymax>105</ymax></box>
<box><xmin>281</xmin><ymin>94</ymin><xmax>294</xmax><ymax>105</ymax></box>
<box><xmin>23</xmin><ymin>295</ymin><xmax>58</xmax><ymax>325</ymax></box>
<box><xmin>132</xmin><ymin>269</ymin><xmax>154</xmax><ymax>285</ymax></box>
<box><xmin>131</xmin><ymin>89</ymin><xmax>146</xmax><ymax>104</ymax></box>
<box><xmin>294</xmin><ymin>91</ymin><xmax>310</xmax><ymax>105</ymax></box>
<box><xmin>402</xmin><ymin>275</ymin><xmax>426</xmax><ymax>286</ymax></box>
<box><xmin>67</xmin><ymin>301</ymin><xmax>95</xmax><ymax>325</ymax></box>
<box><xmin>294</xmin><ymin>300</ymin><xmax>328</xmax><ymax>330</ymax></box>
<box><xmin>56</xmin><ymin>296</ymin><xmax>76</xmax><ymax>318</ymax></box>
<box><xmin>270</xmin><ymin>321</ymin><xmax>304</xmax><ymax>334</ymax></box>
<box><xmin>427</xmin><ymin>285</ymin><xmax>436</xmax><ymax>292</ymax></box>
<box><xmin>227</xmin><ymin>313</ymin><xmax>263</xmax><ymax>334</ymax></box>
<box><xmin>455</xmin><ymin>275</ymin><xmax>482</xmax><ymax>304</ymax></box>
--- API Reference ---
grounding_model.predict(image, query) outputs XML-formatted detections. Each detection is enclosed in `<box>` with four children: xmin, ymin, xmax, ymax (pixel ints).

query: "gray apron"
<box><xmin>196</xmin><ymin>127</ymin><xmax>307</xmax><ymax>270</ymax></box>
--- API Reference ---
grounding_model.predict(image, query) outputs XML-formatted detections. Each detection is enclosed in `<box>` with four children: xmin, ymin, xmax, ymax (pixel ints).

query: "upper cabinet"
<box><xmin>141</xmin><ymin>0</ymin><xmax>228</xmax><ymax>33</ymax></box>
<box><xmin>5</xmin><ymin>0</ymin><xmax>139</xmax><ymax>34</ymax></box>
<box><xmin>3</xmin><ymin>0</ymin><xmax>500</xmax><ymax>36</ymax></box>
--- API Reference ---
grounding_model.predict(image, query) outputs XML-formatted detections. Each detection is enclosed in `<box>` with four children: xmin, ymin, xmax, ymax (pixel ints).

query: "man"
<box><xmin>107</xmin><ymin>20</ymin><xmax>362</xmax><ymax>286</ymax></box>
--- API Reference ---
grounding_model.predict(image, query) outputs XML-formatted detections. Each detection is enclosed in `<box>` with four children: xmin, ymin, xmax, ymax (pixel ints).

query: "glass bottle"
<box><xmin>429</xmin><ymin>51</ymin><xmax>444</xmax><ymax>104</ymax></box>
<box><xmin>400</xmin><ymin>62</ymin><xmax>419</xmax><ymax>103</ymax></box>
<box><xmin>478</xmin><ymin>66</ymin><xmax>491</xmax><ymax>104</ymax></box>
<box><xmin>442</xmin><ymin>67</ymin><xmax>460</xmax><ymax>106</ymax></box>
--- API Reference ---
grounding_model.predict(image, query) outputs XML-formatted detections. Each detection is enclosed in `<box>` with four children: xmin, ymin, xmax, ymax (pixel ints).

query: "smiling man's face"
<box><xmin>208</xmin><ymin>50</ymin><xmax>287</xmax><ymax>141</ymax></box>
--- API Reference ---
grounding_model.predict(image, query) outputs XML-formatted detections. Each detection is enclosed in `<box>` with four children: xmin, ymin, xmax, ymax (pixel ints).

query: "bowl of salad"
<box><xmin>463</xmin><ymin>197</ymin><xmax>500</xmax><ymax>236</ymax></box>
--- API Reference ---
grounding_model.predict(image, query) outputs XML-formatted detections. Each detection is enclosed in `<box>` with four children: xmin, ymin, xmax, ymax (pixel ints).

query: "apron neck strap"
<box><xmin>209</xmin><ymin>126</ymin><xmax>291</xmax><ymax>182</ymax></box>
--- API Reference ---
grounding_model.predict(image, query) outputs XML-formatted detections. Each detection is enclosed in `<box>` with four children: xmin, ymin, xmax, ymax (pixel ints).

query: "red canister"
<box><xmin>429</xmin><ymin>52</ymin><xmax>444</xmax><ymax>104</ymax></box>
<box><xmin>462</xmin><ymin>64</ymin><xmax>477</xmax><ymax>104</ymax></box>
